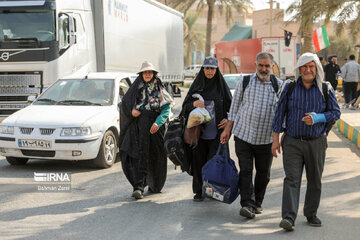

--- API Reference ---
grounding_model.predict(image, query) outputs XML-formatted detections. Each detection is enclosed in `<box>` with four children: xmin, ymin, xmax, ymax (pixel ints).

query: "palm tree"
<box><xmin>286</xmin><ymin>0</ymin><xmax>323</xmax><ymax>53</ymax></box>
<box><xmin>169</xmin><ymin>0</ymin><xmax>250</xmax><ymax>56</ymax></box>
<box><xmin>286</xmin><ymin>0</ymin><xmax>360</xmax><ymax>53</ymax></box>
<box><xmin>184</xmin><ymin>13</ymin><xmax>205</xmax><ymax>66</ymax></box>
<box><xmin>322</xmin><ymin>0</ymin><xmax>360</xmax><ymax>42</ymax></box>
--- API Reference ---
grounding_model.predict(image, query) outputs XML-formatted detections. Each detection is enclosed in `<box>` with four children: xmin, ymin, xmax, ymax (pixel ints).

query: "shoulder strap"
<box><xmin>286</xmin><ymin>81</ymin><xmax>296</xmax><ymax>101</ymax></box>
<box><xmin>322</xmin><ymin>82</ymin><xmax>329</xmax><ymax>102</ymax></box>
<box><xmin>269</xmin><ymin>74</ymin><xmax>279</xmax><ymax>93</ymax></box>
<box><xmin>240</xmin><ymin>75</ymin><xmax>251</xmax><ymax>102</ymax></box>
<box><xmin>242</xmin><ymin>75</ymin><xmax>251</xmax><ymax>94</ymax></box>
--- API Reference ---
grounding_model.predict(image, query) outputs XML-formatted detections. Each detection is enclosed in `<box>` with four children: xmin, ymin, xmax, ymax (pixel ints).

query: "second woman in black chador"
<box><xmin>119</xmin><ymin>61</ymin><xmax>173</xmax><ymax>200</ymax></box>
<box><xmin>181</xmin><ymin>56</ymin><xmax>232</xmax><ymax>201</ymax></box>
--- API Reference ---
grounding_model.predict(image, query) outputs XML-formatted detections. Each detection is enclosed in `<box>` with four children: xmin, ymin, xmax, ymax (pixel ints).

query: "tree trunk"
<box><xmin>205</xmin><ymin>0</ymin><xmax>214</xmax><ymax>56</ymax></box>
<box><xmin>301</xmin><ymin>21</ymin><xmax>314</xmax><ymax>54</ymax></box>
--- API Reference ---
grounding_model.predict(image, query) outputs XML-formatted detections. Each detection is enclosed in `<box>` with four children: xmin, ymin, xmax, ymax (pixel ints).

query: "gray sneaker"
<box><xmin>279</xmin><ymin>218</ymin><xmax>294</xmax><ymax>231</ymax></box>
<box><xmin>132</xmin><ymin>190</ymin><xmax>143</xmax><ymax>199</ymax></box>
<box><xmin>239</xmin><ymin>206</ymin><xmax>255</xmax><ymax>219</ymax></box>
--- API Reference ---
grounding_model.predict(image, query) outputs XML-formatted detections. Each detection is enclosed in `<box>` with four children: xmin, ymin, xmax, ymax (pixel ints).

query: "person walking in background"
<box><xmin>324</xmin><ymin>55</ymin><xmax>341</xmax><ymax>90</ymax></box>
<box><xmin>181</xmin><ymin>56</ymin><xmax>232</xmax><ymax>201</ymax></box>
<box><xmin>272</xmin><ymin>53</ymin><xmax>340</xmax><ymax>231</ymax></box>
<box><xmin>341</xmin><ymin>54</ymin><xmax>360</xmax><ymax>109</ymax></box>
<box><xmin>119</xmin><ymin>61</ymin><xmax>173</xmax><ymax>200</ymax></box>
<box><xmin>318</xmin><ymin>56</ymin><xmax>326</xmax><ymax>70</ymax></box>
<box><xmin>220</xmin><ymin>52</ymin><xmax>282</xmax><ymax>219</ymax></box>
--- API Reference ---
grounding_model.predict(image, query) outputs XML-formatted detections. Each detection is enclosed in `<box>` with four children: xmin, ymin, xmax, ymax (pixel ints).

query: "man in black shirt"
<box><xmin>324</xmin><ymin>55</ymin><xmax>341</xmax><ymax>90</ymax></box>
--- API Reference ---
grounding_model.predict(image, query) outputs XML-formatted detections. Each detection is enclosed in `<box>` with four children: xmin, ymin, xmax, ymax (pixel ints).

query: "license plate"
<box><xmin>18</xmin><ymin>139</ymin><xmax>52</xmax><ymax>149</ymax></box>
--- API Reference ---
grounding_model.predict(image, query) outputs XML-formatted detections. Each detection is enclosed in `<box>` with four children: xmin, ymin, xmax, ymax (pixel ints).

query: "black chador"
<box><xmin>119</xmin><ymin>75</ymin><xmax>167</xmax><ymax>193</ymax></box>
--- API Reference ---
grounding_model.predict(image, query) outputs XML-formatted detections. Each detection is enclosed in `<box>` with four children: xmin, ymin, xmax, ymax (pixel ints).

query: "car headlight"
<box><xmin>60</xmin><ymin>127</ymin><xmax>91</xmax><ymax>136</ymax></box>
<box><xmin>0</xmin><ymin>125</ymin><xmax>14</xmax><ymax>135</ymax></box>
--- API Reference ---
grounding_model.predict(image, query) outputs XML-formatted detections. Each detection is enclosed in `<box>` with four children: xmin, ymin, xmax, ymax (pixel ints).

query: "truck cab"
<box><xmin>0</xmin><ymin>0</ymin><xmax>95</xmax><ymax>116</ymax></box>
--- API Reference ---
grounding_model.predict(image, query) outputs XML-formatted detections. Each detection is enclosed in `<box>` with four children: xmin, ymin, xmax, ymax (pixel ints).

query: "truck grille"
<box><xmin>20</xmin><ymin>127</ymin><xmax>34</xmax><ymax>135</ymax></box>
<box><xmin>40</xmin><ymin>128</ymin><xmax>55</xmax><ymax>135</ymax></box>
<box><xmin>0</xmin><ymin>72</ymin><xmax>42</xmax><ymax>115</ymax></box>
<box><xmin>0</xmin><ymin>96</ymin><xmax>28</xmax><ymax>101</ymax></box>
<box><xmin>0</xmin><ymin>74</ymin><xmax>40</xmax><ymax>87</ymax></box>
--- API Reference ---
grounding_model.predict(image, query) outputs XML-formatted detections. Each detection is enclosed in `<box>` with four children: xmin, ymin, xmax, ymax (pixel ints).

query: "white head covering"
<box><xmin>295</xmin><ymin>52</ymin><xmax>325</xmax><ymax>95</ymax></box>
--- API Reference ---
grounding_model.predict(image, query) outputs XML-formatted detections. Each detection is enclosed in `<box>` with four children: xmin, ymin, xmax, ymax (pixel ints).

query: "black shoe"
<box><xmin>239</xmin><ymin>206</ymin><xmax>255</xmax><ymax>219</ymax></box>
<box><xmin>279</xmin><ymin>218</ymin><xmax>294</xmax><ymax>231</ymax></box>
<box><xmin>254</xmin><ymin>204</ymin><xmax>263</xmax><ymax>214</ymax></box>
<box><xmin>307</xmin><ymin>216</ymin><xmax>322</xmax><ymax>227</ymax></box>
<box><xmin>193</xmin><ymin>192</ymin><xmax>204</xmax><ymax>202</ymax></box>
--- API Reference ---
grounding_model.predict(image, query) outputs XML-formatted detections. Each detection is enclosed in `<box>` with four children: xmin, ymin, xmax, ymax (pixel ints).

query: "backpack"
<box><xmin>241</xmin><ymin>74</ymin><xmax>279</xmax><ymax>101</ymax></box>
<box><xmin>164</xmin><ymin>116</ymin><xmax>186</xmax><ymax>169</ymax></box>
<box><xmin>201</xmin><ymin>143</ymin><xmax>239</xmax><ymax>204</ymax></box>
<box><xmin>285</xmin><ymin>81</ymin><xmax>332</xmax><ymax>135</ymax></box>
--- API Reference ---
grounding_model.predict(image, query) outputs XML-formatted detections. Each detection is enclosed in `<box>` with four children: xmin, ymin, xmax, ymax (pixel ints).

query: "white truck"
<box><xmin>0</xmin><ymin>0</ymin><xmax>184</xmax><ymax>116</ymax></box>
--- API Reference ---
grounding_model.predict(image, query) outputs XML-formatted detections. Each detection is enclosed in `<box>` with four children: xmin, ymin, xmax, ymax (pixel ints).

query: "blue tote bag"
<box><xmin>201</xmin><ymin>143</ymin><xmax>239</xmax><ymax>204</ymax></box>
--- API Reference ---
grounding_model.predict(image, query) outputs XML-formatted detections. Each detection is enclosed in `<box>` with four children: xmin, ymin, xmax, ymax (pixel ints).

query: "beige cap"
<box><xmin>138</xmin><ymin>61</ymin><xmax>158</xmax><ymax>74</ymax></box>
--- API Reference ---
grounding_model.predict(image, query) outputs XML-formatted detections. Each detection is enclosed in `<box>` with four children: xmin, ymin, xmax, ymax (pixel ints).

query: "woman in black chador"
<box><xmin>119</xmin><ymin>61</ymin><xmax>173</xmax><ymax>200</ymax></box>
<box><xmin>181</xmin><ymin>56</ymin><xmax>232</xmax><ymax>201</ymax></box>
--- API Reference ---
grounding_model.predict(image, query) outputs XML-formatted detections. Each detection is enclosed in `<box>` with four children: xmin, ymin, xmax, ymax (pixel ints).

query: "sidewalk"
<box><xmin>335</xmin><ymin>108</ymin><xmax>360</xmax><ymax>148</ymax></box>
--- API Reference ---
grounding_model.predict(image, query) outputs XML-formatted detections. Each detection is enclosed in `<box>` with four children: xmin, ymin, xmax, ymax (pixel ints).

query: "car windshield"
<box><xmin>0</xmin><ymin>10</ymin><xmax>55</xmax><ymax>42</ymax></box>
<box><xmin>34</xmin><ymin>79</ymin><xmax>114</xmax><ymax>106</ymax></box>
<box><xmin>224</xmin><ymin>75</ymin><xmax>241</xmax><ymax>89</ymax></box>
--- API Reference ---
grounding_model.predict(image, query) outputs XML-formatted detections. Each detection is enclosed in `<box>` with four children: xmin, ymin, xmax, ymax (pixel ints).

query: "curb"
<box><xmin>176</xmin><ymin>83</ymin><xmax>191</xmax><ymax>88</ymax></box>
<box><xmin>335</xmin><ymin>119</ymin><xmax>360</xmax><ymax>148</ymax></box>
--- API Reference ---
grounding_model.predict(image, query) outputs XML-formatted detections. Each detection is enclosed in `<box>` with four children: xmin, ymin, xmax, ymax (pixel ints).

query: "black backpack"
<box><xmin>241</xmin><ymin>74</ymin><xmax>279</xmax><ymax>101</ymax></box>
<box><xmin>164</xmin><ymin>116</ymin><xmax>186</xmax><ymax>169</ymax></box>
<box><xmin>285</xmin><ymin>81</ymin><xmax>332</xmax><ymax>135</ymax></box>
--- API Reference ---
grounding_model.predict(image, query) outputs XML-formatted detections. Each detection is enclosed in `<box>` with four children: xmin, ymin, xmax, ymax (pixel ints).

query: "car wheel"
<box><xmin>6</xmin><ymin>157</ymin><xmax>29</xmax><ymax>165</ymax></box>
<box><xmin>93</xmin><ymin>130</ymin><xmax>117</xmax><ymax>168</ymax></box>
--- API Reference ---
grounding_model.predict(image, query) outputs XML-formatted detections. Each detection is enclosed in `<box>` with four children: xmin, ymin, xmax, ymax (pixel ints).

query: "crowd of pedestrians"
<box><xmin>119</xmin><ymin>51</ymin><xmax>344</xmax><ymax>232</ymax></box>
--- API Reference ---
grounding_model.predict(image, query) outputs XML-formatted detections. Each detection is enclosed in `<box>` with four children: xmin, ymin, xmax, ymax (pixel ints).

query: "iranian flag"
<box><xmin>313</xmin><ymin>25</ymin><xmax>330</xmax><ymax>52</ymax></box>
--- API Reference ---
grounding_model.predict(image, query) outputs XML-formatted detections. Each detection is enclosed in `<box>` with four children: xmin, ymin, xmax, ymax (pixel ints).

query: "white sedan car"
<box><xmin>223</xmin><ymin>73</ymin><xmax>251</xmax><ymax>96</ymax></box>
<box><xmin>0</xmin><ymin>72</ymin><xmax>133</xmax><ymax>168</ymax></box>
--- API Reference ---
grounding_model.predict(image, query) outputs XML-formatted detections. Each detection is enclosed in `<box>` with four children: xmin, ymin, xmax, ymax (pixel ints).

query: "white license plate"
<box><xmin>18</xmin><ymin>139</ymin><xmax>52</xmax><ymax>149</ymax></box>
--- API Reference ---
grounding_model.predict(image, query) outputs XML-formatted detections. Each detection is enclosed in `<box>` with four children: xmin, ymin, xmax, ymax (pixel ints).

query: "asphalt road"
<box><xmin>1</xmin><ymin>87</ymin><xmax>360</xmax><ymax>240</ymax></box>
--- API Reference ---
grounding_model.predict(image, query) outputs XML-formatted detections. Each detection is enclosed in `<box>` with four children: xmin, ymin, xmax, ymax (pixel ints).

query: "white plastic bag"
<box><xmin>187</xmin><ymin>94</ymin><xmax>211</xmax><ymax>128</ymax></box>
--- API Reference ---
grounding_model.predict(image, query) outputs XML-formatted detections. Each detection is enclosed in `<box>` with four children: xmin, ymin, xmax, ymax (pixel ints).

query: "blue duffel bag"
<box><xmin>201</xmin><ymin>143</ymin><xmax>239</xmax><ymax>204</ymax></box>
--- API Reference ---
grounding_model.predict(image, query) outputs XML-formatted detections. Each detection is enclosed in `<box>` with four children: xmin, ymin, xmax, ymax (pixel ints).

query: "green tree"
<box><xmin>286</xmin><ymin>0</ymin><xmax>360</xmax><ymax>53</ymax></box>
<box><xmin>170</xmin><ymin>0</ymin><xmax>250</xmax><ymax>56</ymax></box>
<box><xmin>318</xmin><ymin>35</ymin><xmax>353</xmax><ymax>66</ymax></box>
<box><xmin>286</xmin><ymin>0</ymin><xmax>322</xmax><ymax>53</ymax></box>
<box><xmin>184</xmin><ymin>13</ymin><xmax>205</xmax><ymax>66</ymax></box>
<box><xmin>322</xmin><ymin>0</ymin><xmax>360</xmax><ymax>42</ymax></box>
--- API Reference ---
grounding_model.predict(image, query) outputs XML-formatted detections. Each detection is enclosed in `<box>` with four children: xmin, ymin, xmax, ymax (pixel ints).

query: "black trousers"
<box><xmin>192</xmin><ymin>138</ymin><xmax>219</xmax><ymax>194</ymax></box>
<box><xmin>328</xmin><ymin>80</ymin><xmax>337</xmax><ymax>91</ymax></box>
<box><xmin>234</xmin><ymin>137</ymin><xmax>273</xmax><ymax>208</ymax></box>
<box><xmin>343</xmin><ymin>82</ymin><xmax>358</xmax><ymax>104</ymax></box>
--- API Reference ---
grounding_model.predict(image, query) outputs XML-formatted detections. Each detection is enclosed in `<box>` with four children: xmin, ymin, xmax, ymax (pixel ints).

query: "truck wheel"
<box><xmin>166</xmin><ymin>83</ymin><xmax>173</xmax><ymax>96</ymax></box>
<box><xmin>93</xmin><ymin>130</ymin><xmax>117</xmax><ymax>168</ymax></box>
<box><xmin>172</xmin><ymin>85</ymin><xmax>181</xmax><ymax>97</ymax></box>
<box><xmin>6</xmin><ymin>157</ymin><xmax>29</xmax><ymax>165</ymax></box>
